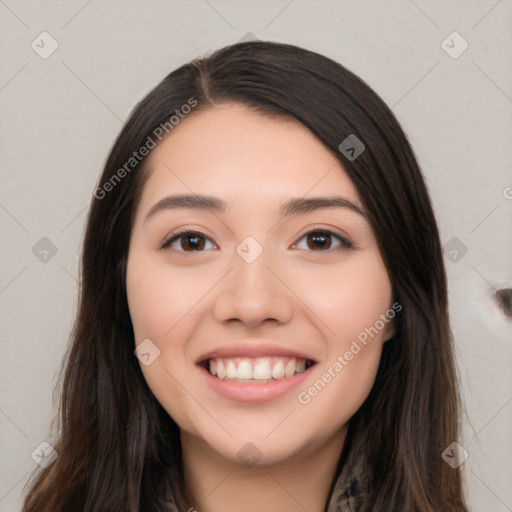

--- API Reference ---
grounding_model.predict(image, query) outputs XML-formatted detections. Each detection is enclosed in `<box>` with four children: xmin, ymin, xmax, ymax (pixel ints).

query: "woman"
<box><xmin>23</xmin><ymin>40</ymin><xmax>469</xmax><ymax>511</ymax></box>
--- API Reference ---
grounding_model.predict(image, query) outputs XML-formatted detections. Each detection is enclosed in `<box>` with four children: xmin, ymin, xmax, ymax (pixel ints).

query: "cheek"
<box><xmin>289</xmin><ymin>252</ymin><xmax>393</xmax><ymax>339</ymax></box>
<box><xmin>126</xmin><ymin>254</ymin><xmax>212</xmax><ymax>342</ymax></box>
<box><xmin>126</xmin><ymin>254</ymin><xmax>206</xmax><ymax>432</ymax></box>
<box><xmin>293</xmin><ymin>253</ymin><xmax>392</xmax><ymax>420</ymax></box>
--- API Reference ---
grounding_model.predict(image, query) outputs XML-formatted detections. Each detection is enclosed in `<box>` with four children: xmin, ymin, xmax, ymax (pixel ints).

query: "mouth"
<box><xmin>198</xmin><ymin>356</ymin><xmax>317</xmax><ymax>384</ymax></box>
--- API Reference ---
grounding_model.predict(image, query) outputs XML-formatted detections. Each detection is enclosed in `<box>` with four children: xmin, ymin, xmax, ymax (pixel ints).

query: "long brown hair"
<box><xmin>22</xmin><ymin>41</ymin><xmax>468</xmax><ymax>511</ymax></box>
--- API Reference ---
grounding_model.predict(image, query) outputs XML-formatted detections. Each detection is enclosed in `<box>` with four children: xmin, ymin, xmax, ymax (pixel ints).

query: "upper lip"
<box><xmin>196</xmin><ymin>342</ymin><xmax>317</xmax><ymax>364</ymax></box>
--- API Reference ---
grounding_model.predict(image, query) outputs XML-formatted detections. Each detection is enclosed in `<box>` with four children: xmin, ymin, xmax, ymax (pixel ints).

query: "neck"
<box><xmin>180</xmin><ymin>426</ymin><xmax>347</xmax><ymax>512</ymax></box>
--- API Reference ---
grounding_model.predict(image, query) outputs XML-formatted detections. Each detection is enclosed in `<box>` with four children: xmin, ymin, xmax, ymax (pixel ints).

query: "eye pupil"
<box><xmin>307</xmin><ymin>231</ymin><xmax>331</xmax><ymax>250</ymax></box>
<box><xmin>182</xmin><ymin>234</ymin><xmax>205</xmax><ymax>251</ymax></box>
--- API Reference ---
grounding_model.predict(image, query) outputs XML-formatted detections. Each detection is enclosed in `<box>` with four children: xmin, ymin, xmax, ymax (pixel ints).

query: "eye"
<box><xmin>292</xmin><ymin>229</ymin><xmax>353</xmax><ymax>251</ymax></box>
<box><xmin>160</xmin><ymin>230</ymin><xmax>217</xmax><ymax>252</ymax></box>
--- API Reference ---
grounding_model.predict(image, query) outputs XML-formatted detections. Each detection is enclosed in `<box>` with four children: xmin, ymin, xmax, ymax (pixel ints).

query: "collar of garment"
<box><xmin>326</xmin><ymin>448</ymin><xmax>368</xmax><ymax>512</ymax></box>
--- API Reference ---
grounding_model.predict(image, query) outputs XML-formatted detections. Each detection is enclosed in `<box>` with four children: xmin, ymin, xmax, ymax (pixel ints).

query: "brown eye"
<box><xmin>306</xmin><ymin>231</ymin><xmax>332</xmax><ymax>250</ymax></box>
<box><xmin>161</xmin><ymin>231</ymin><xmax>217</xmax><ymax>252</ymax></box>
<box><xmin>294</xmin><ymin>230</ymin><xmax>352</xmax><ymax>251</ymax></box>
<box><xmin>181</xmin><ymin>233</ymin><xmax>205</xmax><ymax>251</ymax></box>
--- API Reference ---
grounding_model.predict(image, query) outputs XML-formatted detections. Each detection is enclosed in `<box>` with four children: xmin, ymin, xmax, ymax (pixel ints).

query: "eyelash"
<box><xmin>160</xmin><ymin>227</ymin><xmax>354</xmax><ymax>253</ymax></box>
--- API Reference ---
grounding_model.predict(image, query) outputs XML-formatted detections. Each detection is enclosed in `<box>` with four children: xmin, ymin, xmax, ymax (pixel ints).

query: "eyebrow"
<box><xmin>143</xmin><ymin>193</ymin><xmax>366</xmax><ymax>224</ymax></box>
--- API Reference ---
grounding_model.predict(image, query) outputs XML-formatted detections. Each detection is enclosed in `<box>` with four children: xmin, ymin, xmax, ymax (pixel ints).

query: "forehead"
<box><xmin>139</xmin><ymin>103</ymin><xmax>360</xmax><ymax>209</ymax></box>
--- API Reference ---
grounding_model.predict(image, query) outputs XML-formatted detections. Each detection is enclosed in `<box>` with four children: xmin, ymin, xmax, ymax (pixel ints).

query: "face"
<box><xmin>126</xmin><ymin>103</ymin><xmax>394</xmax><ymax>465</ymax></box>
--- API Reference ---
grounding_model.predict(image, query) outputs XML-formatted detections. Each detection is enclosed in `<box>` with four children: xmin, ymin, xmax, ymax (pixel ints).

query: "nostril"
<box><xmin>494</xmin><ymin>288</ymin><xmax>512</xmax><ymax>319</ymax></box>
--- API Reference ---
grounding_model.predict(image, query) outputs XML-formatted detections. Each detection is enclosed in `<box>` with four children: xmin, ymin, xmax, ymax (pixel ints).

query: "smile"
<box><xmin>202</xmin><ymin>356</ymin><xmax>315</xmax><ymax>383</ymax></box>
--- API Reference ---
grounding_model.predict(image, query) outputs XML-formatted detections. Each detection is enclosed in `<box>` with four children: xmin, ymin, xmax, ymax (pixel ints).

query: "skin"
<box><xmin>126</xmin><ymin>103</ymin><xmax>394</xmax><ymax>512</ymax></box>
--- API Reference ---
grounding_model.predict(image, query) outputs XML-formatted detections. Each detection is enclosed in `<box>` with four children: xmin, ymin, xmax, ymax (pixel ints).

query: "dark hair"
<box><xmin>23</xmin><ymin>40</ymin><xmax>468</xmax><ymax>511</ymax></box>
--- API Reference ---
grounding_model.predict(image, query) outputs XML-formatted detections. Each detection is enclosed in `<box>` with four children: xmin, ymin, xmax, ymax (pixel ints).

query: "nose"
<box><xmin>213</xmin><ymin>250</ymin><xmax>294</xmax><ymax>329</ymax></box>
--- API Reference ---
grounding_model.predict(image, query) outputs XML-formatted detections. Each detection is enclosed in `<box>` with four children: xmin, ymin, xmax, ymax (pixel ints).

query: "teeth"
<box><xmin>237</xmin><ymin>360</ymin><xmax>253</xmax><ymax>379</ymax></box>
<box><xmin>226</xmin><ymin>360</ymin><xmax>237</xmax><ymax>379</ymax></box>
<box><xmin>254</xmin><ymin>360</ymin><xmax>272</xmax><ymax>380</ymax></box>
<box><xmin>271</xmin><ymin>359</ymin><xmax>285</xmax><ymax>379</ymax></box>
<box><xmin>205</xmin><ymin>356</ymin><xmax>312</xmax><ymax>382</ymax></box>
<box><xmin>216</xmin><ymin>360</ymin><xmax>226</xmax><ymax>379</ymax></box>
<box><xmin>284</xmin><ymin>359</ymin><xmax>296</xmax><ymax>377</ymax></box>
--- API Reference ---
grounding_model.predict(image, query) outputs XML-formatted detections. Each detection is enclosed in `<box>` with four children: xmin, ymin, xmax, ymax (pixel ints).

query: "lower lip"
<box><xmin>199</xmin><ymin>364</ymin><xmax>315</xmax><ymax>403</ymax></box>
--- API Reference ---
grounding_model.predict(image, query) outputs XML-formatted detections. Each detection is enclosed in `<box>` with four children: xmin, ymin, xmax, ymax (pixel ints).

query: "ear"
<box><xmin>381</xmin><ymin>317</ymin><xmax>395</xmax><ymax>342</ymax></box>
<box><xmin>381</xmin><ymin>299</ymin><xmax>401</xmax><ymax>342</ymax></box>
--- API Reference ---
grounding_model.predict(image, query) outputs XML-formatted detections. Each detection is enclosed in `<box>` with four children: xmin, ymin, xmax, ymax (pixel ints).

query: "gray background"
<box><xmin>0</xmin><ymin>1</ymin><xmax>511</xmax><ymax>510</ymax></box>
